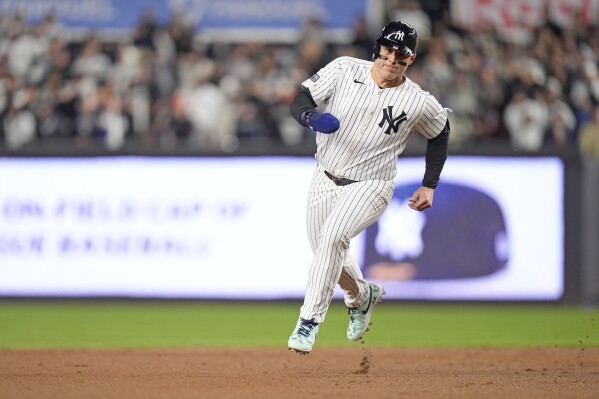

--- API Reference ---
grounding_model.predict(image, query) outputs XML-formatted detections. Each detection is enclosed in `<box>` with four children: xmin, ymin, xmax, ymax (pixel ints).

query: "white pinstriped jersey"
<box><xmin>302</xmin><ymin>56</ymin><xmax>450</xmax><ymax>182</ymax></box>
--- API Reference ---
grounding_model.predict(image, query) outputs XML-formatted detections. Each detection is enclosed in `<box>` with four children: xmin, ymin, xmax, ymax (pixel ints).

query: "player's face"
<box><xmin>374</xmin><ymin>45</ymin><xmax>416</xmax><ymax>84</ymax></box>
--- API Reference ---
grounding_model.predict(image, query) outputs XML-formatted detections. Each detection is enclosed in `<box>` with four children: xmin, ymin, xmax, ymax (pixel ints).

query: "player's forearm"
<box><xmin>422</xmin><ymin>120</ymin><xmax>450</xmax><ymax>189</ymax></box>
<box><xmin>290</xmin><ymin>86</ymin><xmax>318</xmax><ymax>127</ymax></box>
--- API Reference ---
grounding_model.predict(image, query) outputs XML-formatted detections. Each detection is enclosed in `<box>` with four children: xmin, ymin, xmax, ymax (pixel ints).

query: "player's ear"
<box><xmin>408</xmin><ymin>54</ymin><xmax>417</xmax><ymax>65</ymax></box>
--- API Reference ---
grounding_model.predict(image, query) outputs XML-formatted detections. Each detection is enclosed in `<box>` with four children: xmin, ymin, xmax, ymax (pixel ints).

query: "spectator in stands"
<box><xmin>543</xmin><ymin>79</ymin><xmax>577</xmax><ymax>147</ymax></box>
<box><xmin>180</xmin><ymin>62</ymin><xmax>234</xmax><ymax>149</ymax></box>
<box><xmin>444</xmin><ymin>69</ymin><xmax>477</xmax><ymax>146</ymax></box>
<box><xmin>475</xmin><ymin>62</ymin><xmax>504</xmax><ymax>141</ymax></box>
<box><xmin>420</xmin><ymin>37</ymin><xmax>452</xmax><ymax>101</ymax></box>
<box><xmin>579</xmin><ymin>105</ymin><xmax>599</xmax><ymax>159</ymax></box>
<box><xmin>389</xmin><ymin>0</ymin><xmax>432</xmax><ymax>41</ymax></box>
<box><xmin>98</xmin><ymin>83</ymin><xmax>128</xmax><ymax>151</ymax></box>
<box><xmin>350</xmin><ymin>16</ymin><xmax>374</xmax><ymax>61</ymax></box>
<box><xmin>3</xmin><ymin>86</ymin><xmax>37</xmax><ymax>149</ymax></box>
<box><xmin>132</xmin><ymin>8</ymin><xmax>157</xmax><ymax>50</ymax></box>
<box><xmin>70</xmin><ymin>35</ymin><xmax>112</xmax><ymax>82</ymax></box>
<box><xmin>5</xmin><ymin>21</ymin><xmax>49</xmax><ymax>82</ymax></box>
<box><xmin>503</xmin><ymin>88</ymin><xmax>548</xmax><ymax>152</ymax></box>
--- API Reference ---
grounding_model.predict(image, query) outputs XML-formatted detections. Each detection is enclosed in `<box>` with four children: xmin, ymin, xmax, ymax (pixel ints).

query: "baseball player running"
<box><xmin>287</xmin><ymin>21</ymin><xmax>451</xmax><ymax>354</ymax></box>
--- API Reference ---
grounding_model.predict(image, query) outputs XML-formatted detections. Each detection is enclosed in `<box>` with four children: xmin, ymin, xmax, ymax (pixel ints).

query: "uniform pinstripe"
<box><xmin>298</xmin><ymin>56</ymin><xmax>450</xmax><ymax>323</ymax></box>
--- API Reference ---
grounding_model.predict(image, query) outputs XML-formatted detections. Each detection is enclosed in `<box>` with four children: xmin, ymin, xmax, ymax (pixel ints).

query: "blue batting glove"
<box><xmin>306</xmin><ymin>111</ymin><xmax>340</xmax><ymax>134</ymax></box>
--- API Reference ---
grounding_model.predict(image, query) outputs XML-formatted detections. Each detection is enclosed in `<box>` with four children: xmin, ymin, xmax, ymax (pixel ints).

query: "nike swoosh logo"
<box><xmin>354</xmin><ymin>79</ymin><xmax>365</xmax><ymax>85</ymax></box>
<box><xmin>361</xmin><ymin>286</ymin><xmax>373</xmax><ymax>315</ymax></box>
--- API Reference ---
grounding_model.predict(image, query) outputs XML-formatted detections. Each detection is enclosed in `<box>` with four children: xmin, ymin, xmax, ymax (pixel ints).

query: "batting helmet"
<box><xmin>373</xmin><ymin>21</ymin><xmax>418</xmax><ymax>60</ymax></box>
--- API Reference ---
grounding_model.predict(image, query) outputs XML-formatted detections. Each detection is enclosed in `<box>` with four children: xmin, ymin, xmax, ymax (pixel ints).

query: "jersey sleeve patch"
<box><xmin>309</xmin><ymin>73</ymin><xmax>320</xmax><ymax>82</ymax></box>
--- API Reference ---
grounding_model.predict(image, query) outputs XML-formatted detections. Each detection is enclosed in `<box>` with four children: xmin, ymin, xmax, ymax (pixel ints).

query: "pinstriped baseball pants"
<box><xmin>299</xmin><ymin>165</ymin><xmax>394</xmax><ymax>323</ymax></box>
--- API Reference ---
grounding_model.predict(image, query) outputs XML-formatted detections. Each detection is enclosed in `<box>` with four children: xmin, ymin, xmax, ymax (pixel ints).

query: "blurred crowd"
<box><xmin>1</xmin><ymin>0</ymin><xmax>599</xmax><ymax>158</ymax></box>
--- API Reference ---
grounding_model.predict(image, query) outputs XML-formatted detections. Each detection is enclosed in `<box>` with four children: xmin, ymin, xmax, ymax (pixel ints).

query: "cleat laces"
<box><xmin>348</xmin><ymin>308</ymin><xmax>358</xmax><ymax>323</ymax></box>
<box><xmin>297</xmin><ymin>318</ymin><xmax>318</xmax><ymax>338</ymax></box>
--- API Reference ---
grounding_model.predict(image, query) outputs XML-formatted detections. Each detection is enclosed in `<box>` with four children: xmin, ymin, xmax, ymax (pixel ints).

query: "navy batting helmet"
<box><xmin>373</xmin><ymin>21</ymin><xmax>418</xmax><ymax>60</ymax></box>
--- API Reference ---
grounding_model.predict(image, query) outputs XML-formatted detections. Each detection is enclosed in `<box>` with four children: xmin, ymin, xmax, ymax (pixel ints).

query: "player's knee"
<box><xmin>321</xmin><ymin>233</ymin><xmax>350</xmax><ymax>251</ymax></box>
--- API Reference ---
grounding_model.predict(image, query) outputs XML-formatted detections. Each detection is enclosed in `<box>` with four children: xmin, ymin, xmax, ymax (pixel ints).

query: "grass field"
<box><xmin>1</xmin><ymin>300</ymin><xmax>597</xmax><ymax>349</ymax></box>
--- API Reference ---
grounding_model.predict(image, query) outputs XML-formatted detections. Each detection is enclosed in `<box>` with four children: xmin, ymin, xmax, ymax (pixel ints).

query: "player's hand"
<box><xmin>408</xmin><ymin>186</ymin><xmax>434</xmax><ymax>211</ymax></box>
<box><xmin>306</xmin><ymin>111</ymin><xmax>340</xmax><ymax>134</ymax></box>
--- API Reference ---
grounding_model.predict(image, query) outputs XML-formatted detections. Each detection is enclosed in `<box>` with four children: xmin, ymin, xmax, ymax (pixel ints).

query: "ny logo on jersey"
<box><xmin>378</xmin><ymin>106</ymin><xmax>407</xmax><ymax>134</ymax></box>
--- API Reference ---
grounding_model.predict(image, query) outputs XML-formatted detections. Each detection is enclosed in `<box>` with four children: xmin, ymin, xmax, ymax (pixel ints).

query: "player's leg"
<box><xmin>288</xmin><ymin>166</ymin><xmax>336</xmax><ymax>354</ymax></box>
<box><xmin>336</xmin><ymin>182</ymin><xmax>392</xmax><ymax>341</ymax></box>
<box><xmin>305</xmin><ymin>167</ymin><xmax>337</xmax><ymax>253</ymax></box>
<box><xmin>289</xmin><ymin>172</ymin><xmax>393</xmax><ymax>353</ymax></box>
<box><xmin>299</xmin><ymin>178</ymin><xmax>393</xmax><ymax>324</ymax></box>
<box><xmin>338</xmin><ymin>255</ymin><xmax>367</xmax><ymax>309</ymax></box>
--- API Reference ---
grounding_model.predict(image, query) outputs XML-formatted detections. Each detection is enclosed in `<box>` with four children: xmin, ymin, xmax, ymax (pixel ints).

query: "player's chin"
<box><xmin>381</xmin><ymin>68</ymin><xmax>401</xmax><ymax>80</ymax></box>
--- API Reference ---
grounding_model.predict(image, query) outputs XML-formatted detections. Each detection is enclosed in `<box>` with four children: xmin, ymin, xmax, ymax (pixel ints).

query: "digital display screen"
<box><xmin>0</xmin><ymin>156</ymin><xmax>564</xmax><ymax>300</ymax></box>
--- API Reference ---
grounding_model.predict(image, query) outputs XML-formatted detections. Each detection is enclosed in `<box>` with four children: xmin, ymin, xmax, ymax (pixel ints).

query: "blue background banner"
<box><xmin>0</xmin><ymin>0</ymin><xmax>169</xmax><ymax>30</ymax></box>
<box><xmin>0</xmin><ymin>0</ymin><xmax>366</xmax><ymax>34</ymax></box>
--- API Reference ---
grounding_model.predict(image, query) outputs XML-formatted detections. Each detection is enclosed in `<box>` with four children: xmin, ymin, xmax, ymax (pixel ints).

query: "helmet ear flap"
<box><xmin>372</xmin><ymin>43</ymin><xmax>380</xmax><ymax>61</ymax></box>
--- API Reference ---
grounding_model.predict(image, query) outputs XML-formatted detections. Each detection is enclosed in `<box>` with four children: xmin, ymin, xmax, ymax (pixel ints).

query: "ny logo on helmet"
<box><xmin>378</xmin><ymin>106</ymin><xmax>407</xmax><ymax>134</ymax></box>
<box><xmin>386</xmin><ymin>31</ymin><xmax>405</xmax><ymax>42</ymax></box>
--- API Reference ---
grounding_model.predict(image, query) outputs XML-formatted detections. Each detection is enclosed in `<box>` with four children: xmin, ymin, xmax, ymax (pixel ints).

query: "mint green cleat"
<box><xmin>347</xmin><ymin>283</ymin><xmax>385</xmax><ymax>341</ymax></box>
<box><xmin>288</xmin><ymin>317</ymin><xmax>320</xmax><ymax>354</ymax></box>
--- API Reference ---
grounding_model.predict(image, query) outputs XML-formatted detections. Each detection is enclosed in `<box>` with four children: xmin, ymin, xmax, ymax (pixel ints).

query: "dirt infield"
<box><xmin>1</xmin><ymin>347</ymin><xmax>598</xmax><ymax>399</ymax></box>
